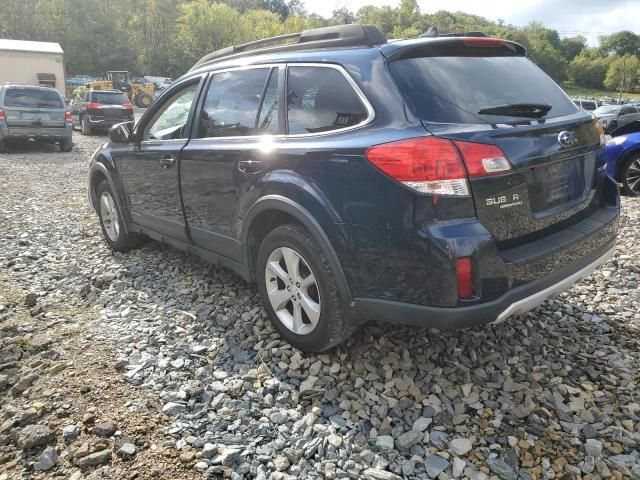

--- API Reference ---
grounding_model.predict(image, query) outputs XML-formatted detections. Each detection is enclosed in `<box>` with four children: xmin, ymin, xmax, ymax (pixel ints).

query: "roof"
<box><xmin>0</xmin><ymin>39</ymin><xmax>64</xmax><ymax>55</ymax></box>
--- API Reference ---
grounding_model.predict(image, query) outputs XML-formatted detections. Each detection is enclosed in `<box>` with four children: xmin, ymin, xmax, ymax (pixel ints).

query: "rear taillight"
<box><xmin>595</xmin><ymin>121</ymin><xmax>606</xmax><ymax>146</ymax></box>
<box><xmin>122</xmin><ymin>103</ymin><xmax>133</xmax><ymax>110</ymax></box>
<box><xmin>365</xmin><ymin>137</ymin><xmax>512</xmax><ymax>196</ymax></box>
<box><xmin>0</xmin><ymin>108</ymin><xmax>5</xmax><ymax>121</ymax></box>
<box><xmin>86</xmin><ymin>102</ymin><xmax>102</xmax><ymax>109</ymax></box>
<box><xmin>65</xmin><ymin>111</ymin><xmax>72</xmax><ymax>122</ymax></box>
<box><xmin>456</xmin><ymin>257</ymin><xmax>474</xmax><ymax>299</ymax></box>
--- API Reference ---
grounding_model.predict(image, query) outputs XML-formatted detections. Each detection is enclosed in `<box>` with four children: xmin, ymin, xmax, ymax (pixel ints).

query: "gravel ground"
<box><xmin>1</xmin><ymin>134</ymin><xmax>640</xmax><ymax>480</ymax></box>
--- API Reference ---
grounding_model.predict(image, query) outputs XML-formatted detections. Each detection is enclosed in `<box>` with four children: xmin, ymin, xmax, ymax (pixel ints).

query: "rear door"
<box><xmin>2</xmin><ymin>87</ymin><xmax>66</xmax><ymax>128</ymax></box>
<box><xmin>386</xmin><ymin>40</ymin><xmax>606</xmax><ymax>244</ymax></box>
<box><xmin>87</xmin><ymin>91</ymin><xmax>133</xmax><ymax>124</ymax></box>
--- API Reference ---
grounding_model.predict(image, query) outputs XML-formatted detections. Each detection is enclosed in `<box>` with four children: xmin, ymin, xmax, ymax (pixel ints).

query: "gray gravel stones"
<box><xmin>34</xmin><ymin>446</ymin><xmax>58</xmax><ymax>471</ymax></box>
<box><xmin>396</xmin><ymin>429</ymin><xmax>422</xmax><ymax>450</ymax></box>
<box><xmin>424</xmin><ymin>455</ymin><xmax>449</xmax><ymax>478</ymax></box>
<box><xmin>74</xmin><ymin>448</ymin><xmax>112</xmax><ymax>469</ymax></box>
<box><xmin>93</xmin><ymin>421</ymin><xmax>117</xmax><ymax>438</ymax></box>
<box><xmin>116</xmin><ymin>440</ymin><xmax>136</xmax><ymax>458</ymax></box>
<box><xmin>448</xmin><ymin>438</ymin><xmax>472</xmax><ymax>456</ymax></box>
<box><xmin>375</xmin><ymin>435</ymin><xmax>394</xmax><ymax>451</ymax></box>
<box><xmin>162</xmin><ymin>402</ymin><xmax>186</xmax><ymax>416</ymax></box>
<box><xmin>62</xmin><ymin>424</ymin><xmax>80</xmax><ymax>441</ymax></box>
<box><xmin>17</xmin><ymin>424</ymin><xmax>54</xmax><ymax>449</ymax></box>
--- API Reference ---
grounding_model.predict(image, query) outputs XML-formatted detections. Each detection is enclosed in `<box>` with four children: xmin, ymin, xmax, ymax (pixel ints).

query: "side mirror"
<box><xmin>109</xmin><ymin>121</ymin><xmax>134</xmax><ymax>144</ymax></box>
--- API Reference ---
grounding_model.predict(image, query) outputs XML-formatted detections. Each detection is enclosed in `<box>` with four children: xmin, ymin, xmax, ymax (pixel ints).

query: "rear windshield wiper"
<box><xmin>477</xmin><ymin>103</ymin><xmax>552</xmax><ymax>118</ymax></box>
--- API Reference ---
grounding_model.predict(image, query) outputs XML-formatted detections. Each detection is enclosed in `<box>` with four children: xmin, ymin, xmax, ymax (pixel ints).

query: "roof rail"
<box><xmin>420</xmin><ymin>26</ymin><xmax>488</xmax><ymax>38</ymax></box>
<box><xmin>190</xmin><ymin>24</ymin><xmax>387</xmax><ymax>71</ymax></box>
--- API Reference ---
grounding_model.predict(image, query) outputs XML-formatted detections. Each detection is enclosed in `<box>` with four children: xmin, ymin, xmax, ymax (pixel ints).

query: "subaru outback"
<box><xmin>88</xmin><ymin>25</ymin><xmax>619</xmax><ymax>352</ymax></box>
<box><xmin>0</xmin><ymin>84</ymin><xmax>72</xmax><ymax>153</ymax></box>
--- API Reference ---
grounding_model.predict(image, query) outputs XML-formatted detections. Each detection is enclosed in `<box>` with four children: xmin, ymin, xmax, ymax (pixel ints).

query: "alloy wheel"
<box><xmin>99</xmin><ymin>191</ymin><xmax>120</xmax><ymax>241</ymax></box>
<box><xmin>626</xmin><ymin>157</ymin><xmax>640</xmax><ymax>194</ymax></box>
<box><xmin>264</xmin><ymin>246</ymin><xmax>321</xmax><ymax>335</ymax></box>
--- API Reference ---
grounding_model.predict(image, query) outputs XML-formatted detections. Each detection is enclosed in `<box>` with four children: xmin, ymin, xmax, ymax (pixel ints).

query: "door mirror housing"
<box><xmin>109</xmin><ymin>121</ymin><xmax>134</xmax><ymax>144</ymax></box>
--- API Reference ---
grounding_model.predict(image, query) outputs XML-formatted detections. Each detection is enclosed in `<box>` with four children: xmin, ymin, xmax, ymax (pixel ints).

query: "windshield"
<box><xmin>389</xmin><ymin>55</ymin><xmax>578</xmax><ymax>124</ymax></box>
<box><xmin>92</xmin><ymin>92</ymin><xmax>128</xmax><ymax>105</ymax></box>
<box><xmin>595</xmin><ymin>106</ymin><xmax>620</xmax><ymax>115</ymax></box>
<box><xmin>4</xmin><ymin>88</ymin><xmax>64</xmax><ymax>109</ymax></box>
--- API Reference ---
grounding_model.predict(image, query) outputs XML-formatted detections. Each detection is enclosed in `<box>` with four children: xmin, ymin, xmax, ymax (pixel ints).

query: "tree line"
<box><xmin>1</xmin><ymin>0</ymin><xmax>639</xmax><ymax>93</ymax></box>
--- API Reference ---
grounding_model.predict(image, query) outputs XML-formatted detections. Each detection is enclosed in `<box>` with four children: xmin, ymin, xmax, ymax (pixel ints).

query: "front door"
<box><xmin>180</xmin><ymin>66</ymin><xmax>282</xmax><ymax>260</ymax></box>
<box><xmin>116</xmin><ymin>78</ymin><xmax>202</xmax><ymax>241</ymax></box>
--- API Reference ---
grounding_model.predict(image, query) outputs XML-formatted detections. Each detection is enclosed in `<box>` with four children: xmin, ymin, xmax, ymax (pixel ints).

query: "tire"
<box><xmin>135</xmin><ymin>93</ymin><xmax>153</xmax><ymax>108</ymax></box>
<box><xmin>96</xmin><ymin>180</ymin><xmax>144</xmax><ymax>251</ymax></box>
<box><xmin>0</xmin><ymin>140</ymin><xmax>5</xmax><ymax>154</ymax></box>
<box><xmin>620</xmin><ymin>154</ymin><xmax>640</xmax><ymax>196</ymax></box>
<box><xmin>81</xmin><ymin>116</ymin><xmax>92</xmax><ymax>135</ymax></box>
<box><xmin>256</xmin><ymin>224</ymin><xmax>354</xmax><ymax>352</ymax></box>
<box><xmin>60</xmin><ymin>138</ymin><xmax>73</xmax><ymax>152</ymax></box>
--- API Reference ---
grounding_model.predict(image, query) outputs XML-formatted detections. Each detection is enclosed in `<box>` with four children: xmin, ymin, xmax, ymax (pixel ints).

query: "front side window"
<box><xmin>145</xmin><ymin>83</ymin><xmax>198</xmax><ymax>140</ymax></box>
<box><xmin>286</xmin><ymin>66</ymin><xmax>369</xmax><ymax>135</ymax></box>
<box><xmin>197</xmin><ymin>68</ymin><xmax>273</xmax><ymax>138</ymax></box>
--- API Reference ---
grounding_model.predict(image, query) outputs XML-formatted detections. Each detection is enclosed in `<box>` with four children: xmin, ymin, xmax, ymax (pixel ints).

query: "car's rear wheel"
<box><xmin>81</xmin><ymin>116</ymin><xmax>92</xmax><ymax>135</ymax></box>
<box><xmin>60</xmin><ymin>138</ymin><xmax>73</xmax><ymax>152</ymax></box>
<box><xmin>96</xmin><ymin>180</ymin><xmax>144</xmax><ymax>251</ymax></box>
<box><xmin>621</xmin><ymin>154</ymin><xmax>640</xmax><ymax>196</ymax></box>
<box><xmin>0</xmin><ymin>140</ymin><xmax>5</xmax><ymax>153</ymax></box>
<box><xmin>256</xmin><ymin>224</ymin><xmax>354</xmax><ymax>352</ymax></box>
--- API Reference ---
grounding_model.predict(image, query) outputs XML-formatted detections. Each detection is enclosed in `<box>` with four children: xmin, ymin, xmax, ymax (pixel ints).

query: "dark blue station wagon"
<box><xmin>88</xmin><ymin>25</ymin><xmax>619</xmax><ymax>352</ymax></box>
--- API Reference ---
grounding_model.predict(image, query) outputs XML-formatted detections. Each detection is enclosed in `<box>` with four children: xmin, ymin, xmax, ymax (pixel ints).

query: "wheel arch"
<box><xmin>241</xmin><ymin>195</ymin><xmax>353</xmax><ymax>303</ymax></box>
<box><xmin>88</xmin><ymin>161</ymin><xmax>130</xmax><ymax>235</ymax></box>
<box><xmin>615</xmin><ymin>145</ymin><xmax>640</xmax><ymax>181</ymax></box>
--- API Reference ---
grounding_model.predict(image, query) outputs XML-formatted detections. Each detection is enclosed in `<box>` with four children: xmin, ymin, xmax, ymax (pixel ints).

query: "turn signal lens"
<box><xmin>456</xmin><ymin>257</ymin><xmax>474</xmax><ymax>299</ymax></box>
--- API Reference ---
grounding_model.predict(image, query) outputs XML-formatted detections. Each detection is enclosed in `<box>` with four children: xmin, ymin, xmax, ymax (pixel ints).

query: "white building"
<box><xmin>0</xmin><ymin>39</ymin><xmax>66</xmax><ymax>97</ymax></box>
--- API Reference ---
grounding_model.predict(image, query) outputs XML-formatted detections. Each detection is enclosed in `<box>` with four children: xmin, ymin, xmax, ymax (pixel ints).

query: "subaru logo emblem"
<box><xmin>558</xmin><ymin>131</ymin><xmax>575</xmax><ymax>147</ymax></box>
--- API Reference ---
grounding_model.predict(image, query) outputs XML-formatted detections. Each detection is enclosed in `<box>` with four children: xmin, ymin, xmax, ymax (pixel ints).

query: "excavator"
<box><xmin>86</xmin><ymin>71</ymin><xmax>154</xmax><ymax>108</ymax></box>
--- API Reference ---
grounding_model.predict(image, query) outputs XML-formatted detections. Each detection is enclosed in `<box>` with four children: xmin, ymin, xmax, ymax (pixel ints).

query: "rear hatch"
<box><xmin>87</xmin><ymin>91</ymin><xmax>133</xmax><ymax>121</ymax></box>
<box><xmin>385</xmin><ymin>38</ymin><xmax>605</xmax><ymax>246</ymax></box>
<box><xmin>2</xmin><ymin>87</ymin><xmax>66</xmax><ymax>128</ymax></box>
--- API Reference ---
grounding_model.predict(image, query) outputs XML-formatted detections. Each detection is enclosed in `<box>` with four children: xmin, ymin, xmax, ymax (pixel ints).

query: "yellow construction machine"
<box><xmin>86</xmin><ymin>71</ymin><xmax>154</xmax><ymax>108</ymax></box>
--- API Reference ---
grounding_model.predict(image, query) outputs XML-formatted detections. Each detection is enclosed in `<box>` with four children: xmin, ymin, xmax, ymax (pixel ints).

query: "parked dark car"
<box><xmin>88</xmin><ymin>25</ymin><xmax>619</xmax><ymax>351</ymax></box>
<box><xmin>0</xmin><ymin>83</ymin><xmax>72</xmax><ymax>153</ymax></box>
<box><xmin>70</xmin><ymin>89</ymin><xmax>134</xmax><ymax>135</ymax></box>
<box><xmin>605</xmin><ymin>120</ymin><xmax>640</xmax><ymax>196</ymax></box>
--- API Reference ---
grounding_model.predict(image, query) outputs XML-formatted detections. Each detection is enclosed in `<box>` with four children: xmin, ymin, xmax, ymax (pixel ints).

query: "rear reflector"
<box><xmin>0</xmin><ymin>108</ymin><xmax>5</xmax><ymax>121</ymax></box>
<box><xmin>122</xmin><ymin>103</ymin><xmax>133</xmax><ymax>110</ymax></box>
<box><xmin>365</xmin><ymin>137</ymin><xmax>511</xmax><ymax>196</ymax></box>
<box><xmin>456</xmin><ymin>257</ymin><xmax>474</xmax><ymax>299</ymax></box>
<box><xmin>64</xmin><ymin>111</ymin><xmax>72</xmax><ymax>122</ymax></box>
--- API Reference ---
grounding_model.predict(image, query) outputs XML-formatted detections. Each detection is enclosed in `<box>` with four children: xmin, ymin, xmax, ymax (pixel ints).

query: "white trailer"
<box><xmin>0</xmin><ymin>39</ymin><xmax>66</xmax><ymax>97</ymax></box>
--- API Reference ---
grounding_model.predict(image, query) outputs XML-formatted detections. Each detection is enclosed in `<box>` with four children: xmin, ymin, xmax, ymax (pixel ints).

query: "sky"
<box><xmin>304</xmin><ymin>0</ymin><xmax>640</xmax><ymax>45</ymax></box>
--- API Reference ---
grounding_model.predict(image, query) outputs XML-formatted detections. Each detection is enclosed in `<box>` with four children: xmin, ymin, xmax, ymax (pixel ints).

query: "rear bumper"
<box><xmin>354</xmin><ymin>240</ymin><xmax>615</xmax><ymax>328</ymax></box>
<box><xmin>87</xmin><ymin>116</ymin><xmax>132</xmax><ymax>129</ymax></box>
<box><xmin>1</xmin><ymin>124</ymin><xmax>72</xmax><ymax>141</ymax></box>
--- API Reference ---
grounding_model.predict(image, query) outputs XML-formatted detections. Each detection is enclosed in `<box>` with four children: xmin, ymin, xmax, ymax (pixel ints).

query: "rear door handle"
<box><xmin>238</xmin><ymin>159</ymin><xmax>264</xmax><ymax>175</ymax></box>
<box><xmin>159</xmin><ymin>155</ymin><xmax>176</xmax><ymax>169</ymax></box>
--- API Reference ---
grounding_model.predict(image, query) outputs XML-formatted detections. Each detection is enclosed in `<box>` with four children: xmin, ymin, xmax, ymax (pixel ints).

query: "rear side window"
<box><xmin>389</xmin><ymin>56</ymin><xmax>578</xmax><ymax>124</ymax></box>
<box><xmin>4</xmin><ymin>88</ymin><xmax>64</xmax><ymax>109</ymax></box>
<box><xmin>91</xmin><ymin>92</ymin><xmax>128</xmax><ymax>105</ymax></box>
<box><xmin>197</xmin><ymin>68</ymin><xmax>272</xmax><ymax>138</ymax></box>
<box><xmin>286</xmin><ymin>66</ymin><xmax>369</xmax><ymax>135</ymax></box>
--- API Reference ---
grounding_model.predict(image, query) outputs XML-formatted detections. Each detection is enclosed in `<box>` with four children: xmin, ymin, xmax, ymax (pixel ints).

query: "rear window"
<box><xmin>595</xmin><ymin>106</ymin><xmax>620</xmax><ymax>115</ymax></box>
<box><xmin>389</xmin><ymin>56</ymin><xmax>578</xmax><ymax>124</ymax></box>
<box><xmin>91</xmin><ymin>92</ymin><xmax>129</xmax><ymax>105</ymax></box>
<box><xmin>582</xmin><ymin>101</ymin><xmax>597</xmax><ymax>111</ymax></box>
<box><xmin>4</xmin><ymin>88</ymin><xmax>64</xmax><ymax>109</ymax></box>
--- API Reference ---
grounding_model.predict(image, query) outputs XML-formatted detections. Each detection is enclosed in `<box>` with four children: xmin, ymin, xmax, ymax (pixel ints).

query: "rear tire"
<box><xmin>620</xmin><ymin>153</ymin><xmax>640</xmax><ymax>196</ymax></box>
<box><xmin>0</xmin><ymin>140</ymin><xmax>5</xmax><ymax>153</ymax></box>
<box><xmin>96</xmin><ymin>180</ymin><xmax>145</xmax><ymax>251</ymax></box>
<box><xmin>135</xmin><ymin>93</ymin><xmax>153</xmax><ymax>108</ymax></box>
<box><xmin>81</xmin><ymin>116</ymin><xmax>92</xmax><ymax>135</ymax></box>
<box><xmin>256</xmin><ymin>224</ymin><xmax>354</xmax><ymax>352</ymax></box>
<box><xmin>60</xmin><ymin>138</ymin><xmax>73</xmax><ymax>152</ymax></box>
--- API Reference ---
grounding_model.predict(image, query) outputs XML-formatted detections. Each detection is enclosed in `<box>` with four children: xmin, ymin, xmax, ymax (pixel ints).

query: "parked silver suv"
<box><xmin>0</xmin><ymin>84</ymin><xmax>73</xmax><ymax>153</ymax></box>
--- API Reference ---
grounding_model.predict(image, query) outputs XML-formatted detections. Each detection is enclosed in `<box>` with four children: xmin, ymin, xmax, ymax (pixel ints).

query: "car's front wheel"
<box><xmin>96</xmin><ymin>180</ymin><xmax>144</xmax><ymax>251</ymax></box>
<box><xmin>621</xmin><ymin>154</ymin><xmax>640</xmax><ymax>196</ymax></box>
<box><xmin>256</xmin><ymin>224</ymin><xmax>354</xmax><ymax>352</ymax></box>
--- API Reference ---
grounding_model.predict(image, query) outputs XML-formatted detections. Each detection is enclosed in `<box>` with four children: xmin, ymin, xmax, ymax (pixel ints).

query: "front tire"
<box><xmin>135</xmin><ymin>93</ymin><xmax>153</xmax><ymax>108</ymax></box>
<box><xmin>621</xmin><ymin>154</ymin><xmax>640</xmax><ymax>196</ymax></box>
<box><xmin>96</xmin><ymin>180</ymin><xmax>144</xmax><ymax>251</ymax></box>
<box><xmin>256</xmin><ymin>224</ymin><xmax>353</xmax><ymax>352</ymax></box>
<box><xmin>60</xmin><ymin>138</ymin><xmax>73</xmax><ymax>152</ymax></box>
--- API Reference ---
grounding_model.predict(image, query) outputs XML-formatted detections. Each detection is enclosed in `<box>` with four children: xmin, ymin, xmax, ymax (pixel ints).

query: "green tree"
<box><xmin>600</xmin><ymin>31</ymin><xmax>639</xmax><ymax>57</ymax></box>
<box><xmin>567</xmin><ymin>51</ymin><xmax>612</xmax><ymax>89</ymax></box>
<box><xmin>604</xmin><ymin>54</ymin><xmax>640</xmax><ymax>93</ymax></box>
<box><xmin>560</xmin><ymin>36</ymin><xmax>586</xmax><ymax>62</ymax></box>
<box><xmin>330</xmin><ymin>7</ymin><xmax>355</xmax><ymax>25</ymax></box>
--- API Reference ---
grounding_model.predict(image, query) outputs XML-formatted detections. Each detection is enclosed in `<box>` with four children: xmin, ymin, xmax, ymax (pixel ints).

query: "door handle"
<box><xmin>159</xmin><ymin>155</ymin><xmax>176</xmax><ymax>169</ymax></box>
<box><xmin>238</xmin><ymin>159</ymin><xmax>264</xmax><ymax>175</ymax></box>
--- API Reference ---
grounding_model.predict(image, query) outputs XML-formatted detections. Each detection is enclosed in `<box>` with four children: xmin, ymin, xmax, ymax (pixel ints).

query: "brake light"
<box><xmin>64</xmin><ymin>111</ymin><xmax>72</xmax><ymax>122</ymax></box>
<box><xmin>365</xmin><ymin>137</ymin><xmax>512</xmax><ymax>196</ymax></box>
<box><xmin>452</xmin><ymin>141</ymin><xmax>512</xmax><ymax>177</ymax></box>
<box><xmin>0</xmin><ymin>108</ymin><xmax>5</xmax><ymax>121</ymax></box>
<box><xmin>456</xmin><ymin>257</ymin><xmax>474</xmax><ymax>299</ymax></box>
<box><xmin>462</xmin><ymin>37</ymin><xmax>506</xmax><ymax>47</ymax></box>
<box><xmin>122</xmin><ymin>103</ymin><xmax>133</xmax><ymax>110</ymax></box>
<box><xmin>86</xmin><ymin>102</ymin><xmax>102</xmax><ymax>109</ymax></box>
